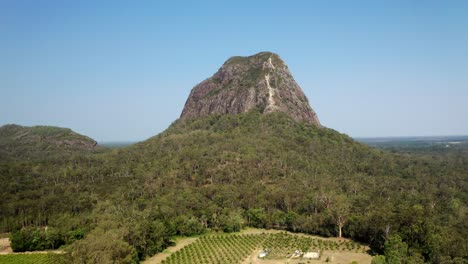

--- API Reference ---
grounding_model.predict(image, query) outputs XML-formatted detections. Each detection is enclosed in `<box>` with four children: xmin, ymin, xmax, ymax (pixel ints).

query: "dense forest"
<box><xmin>0</xmin><ymin>111</ymin><xmax>467</xmax><ymax>263</ymax></box>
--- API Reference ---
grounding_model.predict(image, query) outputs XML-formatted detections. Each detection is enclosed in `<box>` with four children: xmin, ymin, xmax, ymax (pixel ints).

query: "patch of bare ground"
<box><xmin>0</xmin><ymin>238</ymin><xmax>12</xmax><ymax>254</ymax></box>
<box><xmin>239</xmin><ymin>228</ymin><xmax>283</xmax><ymax>235</ymax></box>
<box><xmin>243</xmin><ymin>250</ymin><xmax>371</xmax><ymax>264</ymax></box>
<box><xmin>319</xmin><ymin>251</ymin><xmax>372</xmax><ymax>264</ymax></box>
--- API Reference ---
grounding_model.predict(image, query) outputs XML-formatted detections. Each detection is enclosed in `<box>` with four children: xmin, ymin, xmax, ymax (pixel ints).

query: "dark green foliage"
<box><xmin>10</xmin><ymin>227</ymin><xmax>65</xmax><ymax>252</ymax></box>
<box><xmin>66</xmin><ymin>229</ymin><xmax>86</xmax><ymax>244</ymax></box>
<box><xmin>371</xmin><ymin>255</ymin><xmax>386</xmax><ymax>264</ymax></box>
<box><xmin>0</xmin><ymin>111</ymin><xmax>467</xmax><ymax>262</ymax></box>
<box><xmin>66</xmin><ymin>227</ymin><xmax>138</xmax><ymax>264</ymax></box>
<box><xmin>174</xmin><ymin>215</ymin><xmax>206</xmax><ymax>236</ymax></box>
<box><xmin>219</xmin><ymin>210</ymin><xmax>244</xmax><ymax>233</ymax></box>
<box><xmin>384</xmin><ymin>235</ymin><xmax>408</xmax><ymax>264</ymax></box>
<box><xmin>244</xmin><ymin>208</ymin><xmax>267</xmax><ymax>228</ymax></box>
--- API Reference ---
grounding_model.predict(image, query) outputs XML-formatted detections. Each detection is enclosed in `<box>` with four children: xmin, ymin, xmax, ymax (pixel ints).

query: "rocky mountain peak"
<box><xmin>180</xmin><ymin>52</ymin><xmax>321</xmax><ymax>126</ymax></box>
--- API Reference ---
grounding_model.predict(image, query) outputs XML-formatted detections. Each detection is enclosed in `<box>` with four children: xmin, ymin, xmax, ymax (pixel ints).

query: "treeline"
<box><xmin>9</xmin><ymin>227</ymin><xmax>84</xmax><ymax>252</ymax></box>
<box><xmin>0</xmin><ymin>111</ymin><xmax>466</xmax><ymax>263</ymax></box>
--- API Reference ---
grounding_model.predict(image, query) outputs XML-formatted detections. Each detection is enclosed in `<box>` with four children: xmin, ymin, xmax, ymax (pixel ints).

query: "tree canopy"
<box><xmin>1</xmin><ymin>111</ymin><xmax>466</xmax><ymax>263</ymax></box>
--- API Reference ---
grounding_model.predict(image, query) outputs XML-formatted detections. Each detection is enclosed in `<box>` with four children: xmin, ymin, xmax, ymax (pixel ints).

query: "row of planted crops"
<box><xmin>0</xmin><ymin>253</ymin><xmax>65</xmax><ymax>264</ymax></box>
<box><xmin>162</xmin><ymin>234</ymin><xmax>268</xmax><ymax>264</ymax></box>
<box><xmin>161</xmin><ymin>232</ymin><xmax>367</xmax><ymax>264</ymax></box>
<box><xmin>262</xmin><ymin>232</ymin><xmax>366</xmax><ymax>260</ymax></box>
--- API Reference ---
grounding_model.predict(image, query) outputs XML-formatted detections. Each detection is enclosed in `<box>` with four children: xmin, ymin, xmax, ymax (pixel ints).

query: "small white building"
<box><xmin>292</xmin><ymin>250</ymin><xmax>302</xmax><ymax>258</ymax></box>
<box><xmin>303</xmin><ymin>251</ymin><xmax>320</xmax><ymax>259</ymax></box>
<box><xmin>259</xmin><ymin>249</ymin><xmax>269</xmax><ymax>258</ymax></box>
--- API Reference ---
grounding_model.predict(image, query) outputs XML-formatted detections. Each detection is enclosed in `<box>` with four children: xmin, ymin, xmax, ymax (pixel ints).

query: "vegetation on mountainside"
<box><xmin>0</xmin><ymin>111</ymin><xmax>466</xmax><ymax>263</ymax></box>
<box><xmin>0</xmin><ymin>124</ymin><xmax>103</xmax><ymax>161</ymax></box>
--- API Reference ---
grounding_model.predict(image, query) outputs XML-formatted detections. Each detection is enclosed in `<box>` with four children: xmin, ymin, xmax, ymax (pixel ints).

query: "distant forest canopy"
<box><xmin>357</xmin><ymin>135</ymin><xmax>468</xmax><ymax>155</ymax></box>
<box><xmin>0</xmin><ymin>111</ymin><xmax>466</xmax><ymax>263</ymax></box>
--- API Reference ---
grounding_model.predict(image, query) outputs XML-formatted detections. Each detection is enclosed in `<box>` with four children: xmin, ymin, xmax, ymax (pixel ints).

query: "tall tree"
<box><xmin>328</xmin><ymin>194</ymin><xmax>351</xmax><ymax>238</ymax></box>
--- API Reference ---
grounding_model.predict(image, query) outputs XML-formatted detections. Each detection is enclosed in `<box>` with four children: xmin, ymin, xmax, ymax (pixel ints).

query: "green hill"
<box><xmin>121</xmin><ymin>110</ymin><xmax>379</xmax><ymax>187</ymax></box>
<box><xmin>0</xmin><ymin>124</ymin><xmax>102</xmax><ymax>160</ymax></box>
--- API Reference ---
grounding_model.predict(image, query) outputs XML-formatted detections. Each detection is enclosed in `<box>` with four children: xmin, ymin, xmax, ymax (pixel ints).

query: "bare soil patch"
<box><xmin>243</xmin><ymin>250</ymin><xmax>371</xmax><ymax>264</ymax></box>
<box><xmin>0</xmin><ymin>238</ymin><xmax>13</xmax><ymax>254</ymax></box>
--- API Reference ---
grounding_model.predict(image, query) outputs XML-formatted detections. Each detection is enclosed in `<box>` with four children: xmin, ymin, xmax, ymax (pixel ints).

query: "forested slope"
<box><xmin>1</xmin><ymin>111</ymin><xmax>466</xmax><ymax>263</ymax></box>
<box><xmin>0</xmin><ymin>124</ymin><xmax>103</xmax><ymax>161</ymax></box>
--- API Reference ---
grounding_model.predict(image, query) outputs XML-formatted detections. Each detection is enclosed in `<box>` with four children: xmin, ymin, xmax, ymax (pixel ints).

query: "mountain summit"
<box><xmin>180</xmin><ymin>52</ymin><xmax>321</xmax><ymax>126</ymax></box>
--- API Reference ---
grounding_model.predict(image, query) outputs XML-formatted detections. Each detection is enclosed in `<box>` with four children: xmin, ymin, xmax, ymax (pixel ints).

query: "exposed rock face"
<box><xmin>180</xmin><ymin>52</ymin><xmax>320</xmax><ymax>126</ymax></box>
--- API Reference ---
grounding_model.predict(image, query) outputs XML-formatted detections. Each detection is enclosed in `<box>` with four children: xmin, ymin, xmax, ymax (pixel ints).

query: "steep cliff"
<box><xmin>180</xmin><ymin>52</ymin><xmax>320</xmax><ymax>126</ymax></box>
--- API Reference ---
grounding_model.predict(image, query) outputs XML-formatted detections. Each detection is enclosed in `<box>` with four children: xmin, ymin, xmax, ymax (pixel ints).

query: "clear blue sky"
<box><xmin>1</xmin><ymin>0</ymin><xmax>467</xmax><ymax>142</ymax></box>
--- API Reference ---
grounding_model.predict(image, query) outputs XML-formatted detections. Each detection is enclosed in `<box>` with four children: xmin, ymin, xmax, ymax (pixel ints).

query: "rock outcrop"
<box><xmin>180</xmin><ymin>52</ymin><xmax>320</xmax><ymax>126</ymax></box>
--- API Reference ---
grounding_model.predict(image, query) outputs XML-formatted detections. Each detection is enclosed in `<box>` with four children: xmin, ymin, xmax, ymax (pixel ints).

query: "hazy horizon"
<box><xmin>2</xmin><ymin>1</ymin><xmax>467</xmax><ymax>142</ymax></box>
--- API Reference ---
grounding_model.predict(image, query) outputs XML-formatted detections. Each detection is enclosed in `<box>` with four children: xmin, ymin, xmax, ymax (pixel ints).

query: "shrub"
<box><xmin>10</xmin><ymin>227</ymin><xmax>65</xmax><ymax>252</ymax></box>
<box><xmin>371</xmin><ymin>255</ymin><xmax>386</xmax><ymax>264</ymax></box>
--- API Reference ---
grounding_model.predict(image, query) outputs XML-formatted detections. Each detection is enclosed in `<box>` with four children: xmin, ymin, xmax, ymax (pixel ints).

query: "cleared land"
<box><xmin>147</xmin><ymin>229</ymin><xmax>371</xmax><ymax>264</ymax></box>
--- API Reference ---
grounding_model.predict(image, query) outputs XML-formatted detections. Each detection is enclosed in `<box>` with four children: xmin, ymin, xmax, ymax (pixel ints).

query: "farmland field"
<box><xmin>158</xmin><ymin>231</ymin><xmax>371</xmax><ymax>264</ymax></box>
<box><xmin>0</xmin><ymin>253</ymin><xmax>66</xmax><ymax>264</ymax></box>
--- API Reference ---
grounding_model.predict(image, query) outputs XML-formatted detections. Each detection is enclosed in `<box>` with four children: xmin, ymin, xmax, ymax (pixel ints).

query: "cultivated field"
<box><xmin>151</xmin><ymin>229</ymin><xmax>372</xmax><ymax>264</ymax></box>
<box><xmin>0</xmin><ymin>253</ymin><xmax>66</xmax><ymax>264</ymax></box>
